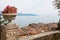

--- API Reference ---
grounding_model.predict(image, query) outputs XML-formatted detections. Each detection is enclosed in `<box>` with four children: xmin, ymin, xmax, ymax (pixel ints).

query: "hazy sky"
<box><xmin>0</xmin><ymin>0</ymin><xmax>59</xmax><ymax>27</ymax></box>
<box><xmin>0</xmin><ymin>0</ymin><xmax>58</xmax><ymax>14</ymax></box>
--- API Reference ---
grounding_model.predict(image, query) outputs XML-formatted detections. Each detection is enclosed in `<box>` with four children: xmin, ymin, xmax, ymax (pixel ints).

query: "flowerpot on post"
<box><xmin>1</xmin><ymin>13</ymin><xmax>19</xmax><ymax>40</ymax></box>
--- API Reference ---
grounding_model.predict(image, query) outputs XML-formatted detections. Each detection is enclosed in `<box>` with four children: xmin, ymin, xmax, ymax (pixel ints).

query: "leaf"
<box><xmin>0</xmin><ymin>20</ymin><xmax>6</xmax><ymax>24</ymax></box>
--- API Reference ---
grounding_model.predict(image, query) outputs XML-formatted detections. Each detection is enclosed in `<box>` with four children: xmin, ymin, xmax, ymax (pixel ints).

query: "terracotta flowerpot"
<box><xmin>2</xmin><ymin>13</ymin><xmax>17</xmax><ymax>23</ymax></box>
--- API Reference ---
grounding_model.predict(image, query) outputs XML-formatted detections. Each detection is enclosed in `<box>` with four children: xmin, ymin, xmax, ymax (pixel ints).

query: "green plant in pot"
<box><xmin>0</xmin><ymin>17</ymin><xmax>8</xmax><ymax>25</ymax></box>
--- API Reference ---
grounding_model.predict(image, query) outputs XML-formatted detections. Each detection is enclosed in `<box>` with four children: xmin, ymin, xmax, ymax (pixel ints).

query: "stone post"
<box><xmin>1</xmin><ymin>23</ymin><xmax>18</xmax><ymax>40</ymax></box>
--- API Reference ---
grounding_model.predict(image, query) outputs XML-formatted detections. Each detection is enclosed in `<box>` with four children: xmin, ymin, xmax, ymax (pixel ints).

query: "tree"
<box><xmin>53</xmin><ymin>0</ymin><xmax>60</xmax><ymax>9</ymax></box>
<box><xmin>53</xmin><ymin>0</ymin><xmax>60</xmax><ymax>30</ymax></box>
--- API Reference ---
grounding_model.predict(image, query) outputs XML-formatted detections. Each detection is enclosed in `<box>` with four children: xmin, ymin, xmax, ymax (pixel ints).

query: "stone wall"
<box><xmin>33</xmin><ymin>33</ymin><xmax>60</xmax><ymax>40</ymax></box>
<box><xmin>0</xmin><ymin>23</ymin><xmax>19</xmax><ymax>40</ymax></box>
<box><xmin>18</xmin><ymin>31</ymin><xmax>60</xmax><ymax>40</ymax></box>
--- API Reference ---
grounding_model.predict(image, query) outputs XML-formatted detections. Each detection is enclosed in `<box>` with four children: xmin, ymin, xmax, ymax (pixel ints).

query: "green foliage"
<box><xmin>53</xmin><ymin>0</ymin><xmax>60</xmax><ymax>30</ymax></box>
<box><xmin>0</xmin><ymin>20</ymin><xmax>6</xmax><ymax>24</ymax></box>
<box><xmin>0</xmin><ymin>17</ymin><xmax>7</xmax><ymax>25</ymax></box>
<box><xmin>53</xmin><ymin>0</ymin><xmax>60</xmax><ymax>9</ymax></box>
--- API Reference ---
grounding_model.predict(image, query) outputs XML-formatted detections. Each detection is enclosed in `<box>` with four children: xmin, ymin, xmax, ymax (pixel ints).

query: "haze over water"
<box><xmin>13</xmin><ymin>13</ymin><xmax>59</xmax><ymax>27</ymax></box>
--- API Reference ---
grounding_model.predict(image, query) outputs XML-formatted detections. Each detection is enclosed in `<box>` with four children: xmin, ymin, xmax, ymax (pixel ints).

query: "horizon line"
<box><xmin>0</xmin><ymin>12</ymin><xmax>38</xmax><ymax>16</ymax></box>
<box><xmin>17</xmin><ymin>13</ymin><xmax>38</xmax><ymax>16</ymax></box>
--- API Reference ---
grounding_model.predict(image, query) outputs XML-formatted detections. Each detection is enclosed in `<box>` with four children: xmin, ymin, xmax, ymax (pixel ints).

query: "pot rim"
<box><xmin>2</xmin><ymin>13</ymin><xmax>17</xmax><ymax>16</ymax></box>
